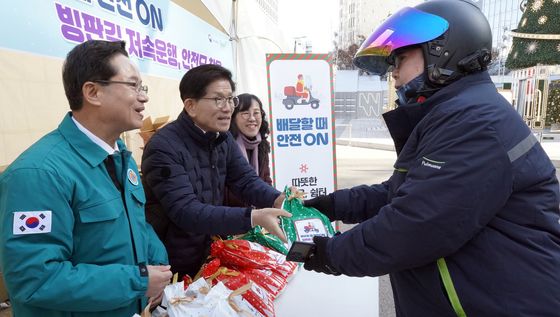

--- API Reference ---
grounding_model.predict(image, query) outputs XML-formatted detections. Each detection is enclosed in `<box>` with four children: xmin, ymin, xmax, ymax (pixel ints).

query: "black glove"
<box><xmin>303</xmin><ymin>236</ymin><xmax>340</xmax><ymax>275</ymax></box>
<box><xmin>304</xmin><ymin>194</ymin><xmax>336</xmax><ymax>221</ymax></box>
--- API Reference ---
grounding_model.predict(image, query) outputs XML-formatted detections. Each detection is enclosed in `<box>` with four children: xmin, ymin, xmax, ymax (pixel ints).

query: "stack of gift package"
<box><xmin>148</xmin><ymin>239</ymin><xmax>297</xmax><ymax>317</ymax></box>
<box><xmin>136</xmin><ymin>188</ymin><xmax>335</xmax><ymax>317</ymax></box>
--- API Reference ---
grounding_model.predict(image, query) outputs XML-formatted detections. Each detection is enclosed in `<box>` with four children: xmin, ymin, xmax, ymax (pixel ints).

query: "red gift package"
<box><xmin>201</xmin><ymin>259</ymin><xmax>275</xmax><ymax>317</ymax></box>
<box><xmin>211</xmin><ymin>240</ymin><xmax>278</xmax><ymax>269</ymax></box>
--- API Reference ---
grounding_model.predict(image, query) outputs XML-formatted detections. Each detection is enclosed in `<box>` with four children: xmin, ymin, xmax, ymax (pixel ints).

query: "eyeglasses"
<box><xmin>238</xmin><ymin>110</ymin><xmax>263</xmax><ymax>120</ymax></box>
<box><xmin>199</xmin><ymin>96</ymin><xmax>239</xmax><ymax>109</ymax></box>
<box><xmin>93</xmin><ymin>80</ymin><xmax>148</xmax><ymax>94</ymax></box>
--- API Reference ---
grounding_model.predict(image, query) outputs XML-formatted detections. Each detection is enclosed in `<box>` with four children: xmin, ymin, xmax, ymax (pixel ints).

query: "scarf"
<box><xmin>235</xmin><ymin>133</ymin><xmax>261</xmax><ymax>173</ymax></box>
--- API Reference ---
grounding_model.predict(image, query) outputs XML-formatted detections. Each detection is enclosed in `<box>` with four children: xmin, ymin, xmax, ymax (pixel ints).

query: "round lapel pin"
<box><xmin>127</xmin><ymin>169</ymin><xmax>138</xmax><ymax>186</ymax></box>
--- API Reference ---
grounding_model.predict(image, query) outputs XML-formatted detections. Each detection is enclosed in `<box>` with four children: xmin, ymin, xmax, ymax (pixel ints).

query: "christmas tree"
<box><xmin>546</xmin><ymin>79</ymin><xmax>560</xmax><ymax>126</ymax></box>
<box><xmin>505</xmin><ymin>0</ymin><xmax>560</xmax><ymax>70</ymax></box>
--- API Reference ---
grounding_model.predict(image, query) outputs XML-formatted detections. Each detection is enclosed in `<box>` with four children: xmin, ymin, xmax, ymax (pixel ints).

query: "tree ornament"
<box><xmin>526</xmin><ymin>41</ymin><xmax>539</xmax><ymax>53</ymax></box>
<box><xmin>531</xmin><ymin>0</ymin><xmax>543</xmax><ymax>11</ymax></box>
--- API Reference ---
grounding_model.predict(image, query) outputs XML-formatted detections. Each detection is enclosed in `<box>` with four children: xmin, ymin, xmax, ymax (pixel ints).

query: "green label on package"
<box><xmin>280</xmin><ymin>186</ymin><xmax>335</xmax><ymax>245</ymax></box>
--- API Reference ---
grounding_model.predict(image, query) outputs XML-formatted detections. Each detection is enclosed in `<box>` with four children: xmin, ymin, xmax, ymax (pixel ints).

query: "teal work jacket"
<box><xmin>0</xmin><ymin>113</ymin><xmax>168</xmax><ymax>317</ymax></box>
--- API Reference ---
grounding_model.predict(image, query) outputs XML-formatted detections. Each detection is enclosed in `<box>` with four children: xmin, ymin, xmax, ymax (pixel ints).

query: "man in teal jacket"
<box><xmin>0</xmin><ymin>40</ymin><xmax>172</xmax><ymax>317</ymax></box>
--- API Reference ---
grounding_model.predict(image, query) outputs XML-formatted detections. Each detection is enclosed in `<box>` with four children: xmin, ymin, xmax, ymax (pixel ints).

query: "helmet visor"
<box><xmin>353</xmin><ymin>7</ymin><xmax>449</xmax><ymax>75</ymax></box>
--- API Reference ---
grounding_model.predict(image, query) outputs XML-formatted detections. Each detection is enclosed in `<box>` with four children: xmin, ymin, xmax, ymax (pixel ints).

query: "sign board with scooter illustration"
<box><xmin>266</xmin><ymin>54</ymin><xmax>336</xmax><ymax>199</ymax></box>
<box><xmin>267</xmin><ymin>56</ymin><xmax>379</xmax><ymax>317</ymax></box>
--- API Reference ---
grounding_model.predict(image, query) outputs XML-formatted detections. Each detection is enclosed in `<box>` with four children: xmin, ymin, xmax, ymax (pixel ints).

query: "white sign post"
<box><xmin>266</xmin><ymin>54</ymin><xmax>336</xmax><ymax>197</ymax></box>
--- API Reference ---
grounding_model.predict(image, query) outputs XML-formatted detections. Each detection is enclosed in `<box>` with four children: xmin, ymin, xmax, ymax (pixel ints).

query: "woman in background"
<box><xmin>224</xmin><ymin>93</ymin><xmax>272</xmax><ymax>207</ymax></box>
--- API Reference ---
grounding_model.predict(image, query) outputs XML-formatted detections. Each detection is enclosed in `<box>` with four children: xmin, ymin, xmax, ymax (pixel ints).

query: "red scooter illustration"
<box><xmin>282</xmin><ymin>86</ymin><xmax>320</xmax><ymax>110</ymax></box>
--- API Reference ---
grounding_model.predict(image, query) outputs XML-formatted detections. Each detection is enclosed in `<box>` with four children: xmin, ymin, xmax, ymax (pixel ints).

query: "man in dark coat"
<box><xmin>304</xmin><ymin>1</ymin><xmax>560</xmax><ymax>316</ymax></box>
<box><xmin>141</xmin><ymin>64</ymin><xmax>290</xmax><ymax>278</ymax></box>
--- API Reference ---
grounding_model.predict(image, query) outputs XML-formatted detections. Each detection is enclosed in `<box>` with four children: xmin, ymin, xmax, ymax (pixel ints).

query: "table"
<box><xmin>275</xmin><ymin>268</ymin><xmax>379</xmax><ymax>317</ymax></box>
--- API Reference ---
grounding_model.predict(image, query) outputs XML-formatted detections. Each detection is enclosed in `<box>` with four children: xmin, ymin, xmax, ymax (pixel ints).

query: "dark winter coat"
<box><xmin>223</xmin><ymin>146</ymin><xmax>273</xmax><ymax>207</ymax></box>
<box><xmin>141</xmin><ymin>111</ymin><xmax>280</xmax><ymax>277</ymax></box>
<box><xmin>327</xmin><ymin>72</ymin><xmax>560</xmax><ymax>316</ymax></box>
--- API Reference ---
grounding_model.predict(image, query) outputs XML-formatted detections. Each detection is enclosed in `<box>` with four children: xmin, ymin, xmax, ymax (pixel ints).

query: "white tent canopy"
<box><xmin>176</xmin><ymin>0</ymin><xmax>290</xmax><ymax>103</ymax></box>
<box><xmin>197</xmin><ymin>0</ymin><xmax>290</xmax><ymax>103</ymax></box>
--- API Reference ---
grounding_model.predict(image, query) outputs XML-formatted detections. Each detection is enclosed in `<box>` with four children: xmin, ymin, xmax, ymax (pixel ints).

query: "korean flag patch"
<box><xmin>13</xmin><ymin>211</ymin><xmax>52</xmax><ymax>235</ymax></box>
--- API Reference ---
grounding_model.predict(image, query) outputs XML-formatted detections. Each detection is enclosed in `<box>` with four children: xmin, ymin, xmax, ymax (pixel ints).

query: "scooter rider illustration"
<box><xmin>295</xmin><ymin>74</ymin><xmax>310</xmax><ymax>102</ymax></box>
<box><xmin>282</xmin><ymin>74</ymin><xmax>321</xmax><ymax>110</ymax></box>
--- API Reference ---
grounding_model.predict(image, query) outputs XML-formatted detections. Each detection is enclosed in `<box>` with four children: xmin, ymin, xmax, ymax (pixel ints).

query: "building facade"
<box><xmin>479</xmin><ymin>0</ymin><xmax>524</xmax><ymax>75</ymax></box>
<box><xmin>480</xmin><ymin>0</ymin><xmax>523</xmax><ymax>48</ymax></box>
<box><xmin>337</xmin><ymin>0</ymin><xmax>423</xmax><ymax>50</ymax></box>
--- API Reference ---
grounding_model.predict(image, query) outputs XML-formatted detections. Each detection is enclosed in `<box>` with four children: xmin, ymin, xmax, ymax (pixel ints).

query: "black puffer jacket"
<box><xmin>326</xmin><ymin>72</ymin><xmax>560</xmax><ymax>316</ymax></box>
<box><xmin>141</xmin><ymin>111</ymin><xmax>280</xmax><ymax>277</ymax></box>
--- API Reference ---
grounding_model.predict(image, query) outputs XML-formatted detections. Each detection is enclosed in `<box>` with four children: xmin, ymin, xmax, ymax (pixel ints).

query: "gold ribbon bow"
<box><xmin>228</xmin><ymin>282</ymin><xmax>254</xmax><ymax>317</ymax></box>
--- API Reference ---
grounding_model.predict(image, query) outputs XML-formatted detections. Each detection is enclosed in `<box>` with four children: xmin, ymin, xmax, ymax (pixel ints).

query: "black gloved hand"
<box><xmin>304</xmin><ymin>194</ymin><xmax>336</xmax><ymax>221</ymax></box>
<box><xmin>303</xmin><ymin>236</ymin><xmax>341</xmax><ymax>276</ymax></box>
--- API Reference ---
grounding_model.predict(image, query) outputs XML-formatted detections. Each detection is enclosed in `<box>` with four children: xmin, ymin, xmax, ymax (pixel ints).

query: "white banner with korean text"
<box><xmin>266</xmin><ymin>54</ymin><xmax>336</xmax><ymax>198</ymax></box>
<box><xmin>0</xmin><ymin>0</ymin><xmax>233</xmax><ymax>79</ymax></box>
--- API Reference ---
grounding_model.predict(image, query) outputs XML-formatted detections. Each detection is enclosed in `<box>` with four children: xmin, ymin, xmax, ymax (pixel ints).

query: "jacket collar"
<box><xmin>426</xmin><ymin>71</ymin><xmax>493</xmax><ymax>105</ymax></box>
<box><xmin>383</xmin><ymin>71</ymin><xmax>492</xmax><ymax>154</ymax></box>
<box><xmin>383</xmin><ymin>101</ymin><xmax>434</xmax><ymax>155</ymax></box>
<box><xmin>58</xmin><ymin>112</ymin><xmax>129</xmax><ymax>168</ymax></box>
<box><xmin>176</xmin><ymin>110</ymin><xmax>228</xmax><ymax>148</ymax></box>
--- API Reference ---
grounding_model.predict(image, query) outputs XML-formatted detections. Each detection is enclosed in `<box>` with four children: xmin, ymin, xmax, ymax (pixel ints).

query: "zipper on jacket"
<box><xmin>208</xmin><ymin>143</ymin><xmax>218</xmax><ymax>204</ymax></box>
<box><xmin>118</xmin><ymin>153</ymin><xmax>142</xmax><ymax>313</ymax></box>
